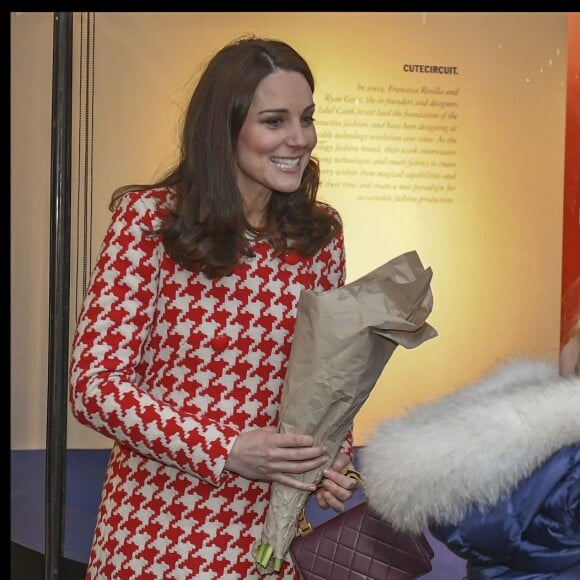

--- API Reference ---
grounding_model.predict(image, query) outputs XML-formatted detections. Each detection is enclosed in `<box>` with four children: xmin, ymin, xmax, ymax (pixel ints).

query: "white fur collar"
<box><xmin>360</xmin><ymin>358</ymin><xmax>580</xmax><ymax>534</ymax></box>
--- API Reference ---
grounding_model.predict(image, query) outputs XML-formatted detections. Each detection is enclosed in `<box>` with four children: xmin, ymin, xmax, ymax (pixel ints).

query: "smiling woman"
<box><xmin>235</xmin><ymin>70</ymin><xmax>317</xmax><ymax>227</ymax></box>
<box><xmin>67</xmin><ymin>35</ymin><xmax>358</xmax><ymax>580</ymax></box>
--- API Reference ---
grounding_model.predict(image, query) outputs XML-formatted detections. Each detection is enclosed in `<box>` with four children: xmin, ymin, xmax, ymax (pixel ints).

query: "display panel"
<box><xmin>68</xmin><ymin>12</ymin><xmax>567</xmax><ymax>445</ymax></box>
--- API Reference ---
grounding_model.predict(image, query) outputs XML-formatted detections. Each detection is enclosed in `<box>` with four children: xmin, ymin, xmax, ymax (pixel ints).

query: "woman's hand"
<box><xmin>313</xmin><ymin>452</ymin><xmax>362</xmax><ymax>513</ymax></box>
<box><xmin>225</xmin><ymin>426</ymin><xmax>328</xmax><ymax>491</ymax></box>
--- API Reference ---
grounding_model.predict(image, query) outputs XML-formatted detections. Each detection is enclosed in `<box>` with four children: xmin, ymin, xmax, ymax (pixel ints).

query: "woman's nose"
<box><xmin>285</xmin><ymin>122</ymin><xmax>309</xmax><ymax>147</ymax></box>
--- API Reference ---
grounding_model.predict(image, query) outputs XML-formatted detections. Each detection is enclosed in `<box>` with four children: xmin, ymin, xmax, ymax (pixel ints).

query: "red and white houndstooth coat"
<box><xmin>69</xmin><ymin>188</ymin><xmax>351</xmax><ymax>579</ymax></box>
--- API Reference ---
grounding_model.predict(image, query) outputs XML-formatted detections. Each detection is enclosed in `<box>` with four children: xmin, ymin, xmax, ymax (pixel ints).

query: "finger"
<box><xmin>316</xmin><ymin>488</ymin><xmax>346</xmax><ymax>512</ymax></box>
<box><xmin>329</xmin><ymin>453</ymin><xmax>350</xmax><ymax>472</ymax></box>
<box><xmin>314</xmin><ymin>492</ymin><xmax>331</xmax><ymax>510</ymax></box>
<box><xmin>274</xmin><ymin>432</ymin><xmax>317</xmax><ymax>448</ymax></box>
<box><xmin>322</xmin><ymin>468</ymin><xmax>360</xmax><ymax>491</ymax></box>
<box><xmin>269</xmin><ymin>455</ymin><xmax>328</xmax><ymax>474</ymax></box>
<box><xmin>318</xmin><ymin>476</ymin><xmax>353</xmax><ymax>502</ymax></box>
<box><xmin>268</xmin><ymin>445</ymin><xmax>328</xmax><ymax>462</ymax></box>
<box><xmin>273</xmin><ymin>473</ymin><xmax>318</xmax><ymax>492</ymax></box>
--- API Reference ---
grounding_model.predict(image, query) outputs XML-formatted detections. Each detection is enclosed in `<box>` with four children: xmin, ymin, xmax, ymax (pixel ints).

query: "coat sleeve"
<box><xmin>68</xmin><ymin>190</ymin><xmax>239</xmax><ymax>486</ymax></box>
<box><xmin>431</xmin><ymin>443</ymin><xmax>580</xmax><ymax>574</ymax></box>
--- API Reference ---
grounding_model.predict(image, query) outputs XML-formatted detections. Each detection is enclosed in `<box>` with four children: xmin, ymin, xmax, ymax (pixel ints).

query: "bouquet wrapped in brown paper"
<box><xmin>254</xmin><ymin>250</ymin><xmax>438</xmax><ymax>574</ymax></box>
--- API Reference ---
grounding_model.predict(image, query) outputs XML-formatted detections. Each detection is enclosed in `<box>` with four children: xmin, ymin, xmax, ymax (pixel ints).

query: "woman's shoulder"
<box><xmin>119</xmin><ymin>186</ymin><xmax>175</xmax><ymax>209</ymax></box>
<box><xmin>113</xmin><ymin>186</ymin><xmax>175</xmax><ymax>228</ymax></box>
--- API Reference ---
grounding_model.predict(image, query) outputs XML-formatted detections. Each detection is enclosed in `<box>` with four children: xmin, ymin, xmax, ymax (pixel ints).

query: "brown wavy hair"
<box><xmin>110</xmin><ymin>35</ymin><xmax>341</xmax><ymax>278</ymax></box>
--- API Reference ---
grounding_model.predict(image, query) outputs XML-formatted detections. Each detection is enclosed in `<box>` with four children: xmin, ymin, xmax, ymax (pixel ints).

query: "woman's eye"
<box><xmin>265</xmin><ymin>118</ymin><xmax>283</xmax><ymax>128</ymax></box>
<box><xmin>302</xmin><ymin>115</ymin><xmax>315</xmax><ymax>126</ymax></box>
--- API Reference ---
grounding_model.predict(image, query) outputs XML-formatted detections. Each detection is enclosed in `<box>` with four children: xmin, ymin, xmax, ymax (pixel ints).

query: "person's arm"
<box><xmin>559</xmin><ymin>328</ymin><xmax>580</xmax><ymax>378</ymax></box>
<box><xmin>69</xmin><ymin>189</ymin><xmax>240</xmax><ymax>486</ymax></box>
<box><xmin>559</xmin><ymin>280</ymin><xmax>580</xmax><ymax>378</ymax></box>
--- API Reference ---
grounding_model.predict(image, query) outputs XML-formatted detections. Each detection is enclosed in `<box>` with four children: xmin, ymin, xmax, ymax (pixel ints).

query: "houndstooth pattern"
<box><xmin>69</xmin><ymin>188</ymin><xmax>348</xmax><ymax>579</ymax></box>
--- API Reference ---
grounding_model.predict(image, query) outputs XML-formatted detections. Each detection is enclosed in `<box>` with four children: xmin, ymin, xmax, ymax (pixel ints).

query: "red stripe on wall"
<box><xmin>561</xmin><ymin>12</ymin><xmax>580</xmax><ymax>345</ymax></box>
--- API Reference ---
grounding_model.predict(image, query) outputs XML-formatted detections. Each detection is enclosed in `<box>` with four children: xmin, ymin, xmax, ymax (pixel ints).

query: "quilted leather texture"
<box><xmin>290</xmin><ymin>501</ymin><xmax>434</xmax><ymax>580</ymax></box>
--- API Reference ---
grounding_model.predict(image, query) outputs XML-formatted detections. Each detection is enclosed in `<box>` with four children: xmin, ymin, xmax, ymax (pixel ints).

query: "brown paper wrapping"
<box><xmin>256</xmin><ymin>250</ymin><xmax>438</xmax><ymax>573</ymax></box>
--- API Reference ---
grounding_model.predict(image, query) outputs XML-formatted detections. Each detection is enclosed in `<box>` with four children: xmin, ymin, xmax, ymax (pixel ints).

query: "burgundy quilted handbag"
<box><xmin>289</xmin><ymin>501</ymin><xmax>434</xmax><ymax>580</ymax></box>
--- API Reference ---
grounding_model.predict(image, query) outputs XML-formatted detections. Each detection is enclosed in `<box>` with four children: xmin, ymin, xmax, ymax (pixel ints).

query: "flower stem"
<box><xmin>256</xmin><ymin>543</ymin><xmax>273</xmax><ymax>567</ymax></box>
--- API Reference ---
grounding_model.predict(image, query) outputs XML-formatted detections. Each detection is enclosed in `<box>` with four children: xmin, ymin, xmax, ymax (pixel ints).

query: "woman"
<box><xmin>69</xmin><ymin>36</ymin><xmax>359</xmax><ymax>579</ymax></box>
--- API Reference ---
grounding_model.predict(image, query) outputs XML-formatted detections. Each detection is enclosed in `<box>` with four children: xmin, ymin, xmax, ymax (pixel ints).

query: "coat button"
<box><xmin>283</xmin><ymin>253</ymin><xmax>300</xmax><ymax>265</ymax></box>
<box><xmin>211</xmin><ymin>334</ymin><xmax>229</xmax><ymax>352</ymax></box>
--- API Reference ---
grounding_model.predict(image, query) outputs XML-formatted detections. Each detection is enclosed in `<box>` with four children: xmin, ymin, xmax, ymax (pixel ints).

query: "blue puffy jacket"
<box><xmin>360</xmin><ymin>358</ymin><xmax>580</xmax><ymax>579</ymax></box>
<box><xmin>432</xmin><ymin>443</ymin><xmax>580</xmax><ymax>579</ymax></box>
